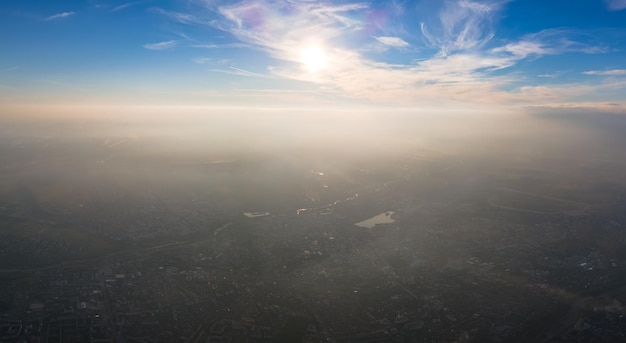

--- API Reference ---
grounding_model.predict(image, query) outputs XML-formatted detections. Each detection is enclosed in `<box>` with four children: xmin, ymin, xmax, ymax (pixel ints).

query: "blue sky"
<box><xmin>1</xmin><ymin>0</ymin><xmax>626</xmax><ymax>111</ymax></box>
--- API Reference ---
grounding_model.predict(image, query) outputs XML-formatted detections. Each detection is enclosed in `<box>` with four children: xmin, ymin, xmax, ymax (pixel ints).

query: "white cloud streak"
<box><xmin>45</xmin><ymin>12</ymin><xmax>75</xmax><ymax>21</ymax></box>
<box><xmin>143</xmin><ymin>40</ymin><xmax>177</xmax><ymax>50</ymax></box>
<box><xmin>493</xmin><ymin>40</ymin><xmax>552</xmax><ymax>58</ymax></box>
<box><xmin>190</xmin><ymin>43</ymin><xmax>251</xmax><ymax>49</ymax></box>
<box><xmin>605</xmin><ymin>0</ymin><xmax>626</xmax><ymax>10</ymax></box>
<box><xmin>169</xmin><ymin>0</ymin><xmax>619</xmax><ymax>108</ymax></box>
<box><xmin>193</xmin><ymin>57</ymin><xmax>212</xmax><ymax>64</ymax></box>
<box><xmin>112</xmin><ymin>1</ymin><xmax>146</xmax><ymax>12</ymax></box>
<box><xmin>374</xmin><ymin>36</ymin><xmax>409</xmax><ymax>48</ymax></box>
<box><xmin>421</xmin><ymin>0</ymin><xmax>504</xmax><ymax>56</ymax></box>
<box><xmin>153</xmin><ymin>8</ymin><xmax>204</xmax><ymax>24</ymax></box>
<box><xmin>208</xmin><ymin>67</ymin><xmax>277</xmax><ymax>79</ymax></box>
<box><xmin>583</xmin><ymin>69</ymin><xmax>626</xmax><ymax>76</ymax></box>
<box><xmin>193</xmin><ymin>57</ymin><xmax>230</xmax><ymax>65</ymax></box>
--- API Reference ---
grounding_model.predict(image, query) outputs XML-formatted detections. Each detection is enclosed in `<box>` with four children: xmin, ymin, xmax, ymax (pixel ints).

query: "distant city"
<box><xmin>2</xmin><ymin>0</ymin><xmax>626</xmax><ymax>340</ymax></box>
<box><xmin>1</xmin><ymin>112</ymin><xmax>626</xmax><ymax>342</ymax></box>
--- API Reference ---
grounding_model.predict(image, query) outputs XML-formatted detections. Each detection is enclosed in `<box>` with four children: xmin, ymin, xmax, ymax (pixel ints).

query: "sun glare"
<box><xmin>300</xmin><ymin>45</ymin><xmax>328</xmax><ymax>73</ymax></box>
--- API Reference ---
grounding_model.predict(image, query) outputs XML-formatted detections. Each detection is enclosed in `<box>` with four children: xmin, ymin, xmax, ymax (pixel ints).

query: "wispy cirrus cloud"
<box><xmin>420</xmin><ymin>0</ymin><xmax>505</xmax><ymax>56</ymax></box>
<box><xmin>583</xmin><ymin>69</ymin><xmax>626</xmax><ymax>76</ymax></box>
<box><xmin>214</xmin><ymin>1</ymin><xmax>367</xmax><ymax>59</ymax></box>
<box><xmin>605</xmin><ymin>0</ymin><xmax>626</xmax><ymax>10</ymax></box>
<box><xmin>492</xmin><ymin>29</ymin><xmax>606</xmax><ymax>60</ymax></box>
<box><xmin>160</xmin><ymin>0</ymin><xmax>619</xmax><ymax>108</ymax></box>
<box><xmin>208</xmin><ymin>66</ymin><xmax>277</xmax><ymax>79</ymax></box>
<box><xmin>45</xmin><ymin>11</ymin><xmax>75</xmax><ymax>21</ymax></box>
<box><xmin>193</xmin><ymin>57</ymin><xmax>230</xmax><ymax>65</ymax></box>
<box><xmin>374</xmin><ymin>36</ymin><xmax>409</xmax><ymax>48</ymax></box>
<box><xmin>492</xmin><ymin>40</ymin><xmax>552</xmax><ymax>59</ymax></box>
<box><xmin>193</xmin><ymin>57</ymin><xmax>213</xmax><ymax>64</ymax></box>
<box><xmin>516</xmin><ymin>77</ymin><xmax>626</xmax><ymax>108</ymax></box>
<box><xmin>143</xmin><ymin>40</ymin><xmax>177</xmax><ymax>50</ymax></box>
<box><xmin>190</xmin><ymin>43</ymin><xmax>252</xmax><ymax>49</ymax></box>
<box><xmin>152</xmin><ymin>7</ymin><xmax>207</xmax><ymax>25</ymax></box>
<box><xmin>112</xmin><ymin>1</ymin><xmax>148</xmax><ymax>12</ymax></box>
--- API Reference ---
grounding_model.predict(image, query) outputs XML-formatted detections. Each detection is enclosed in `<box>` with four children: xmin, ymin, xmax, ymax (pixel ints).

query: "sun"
<box><xmin>300</xmin><ymin>45</ymin><xmax>328</xmax><ymax>73</ymax></box>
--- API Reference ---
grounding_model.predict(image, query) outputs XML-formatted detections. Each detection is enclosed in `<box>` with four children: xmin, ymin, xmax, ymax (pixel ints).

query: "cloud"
<box><xmin>161</xmin><ymin>0</ymin><xmax>622</xmax><ymax>108</ymax></box>
<box><xmin>215</xmin><ymin>1</ymin><xmax>367</xmax><ymax>53</ymax></box>
<box><xmin>421</xmin><ymin>0</ymin><xmax>504</xmax><ymax>56</ymax></box>
<box><xmin>45</xmin><ymin>12</ymin><xmax>75</xmax><ymax>21</ymax></box>
<box><xmin>112</xmin><ymin>1</ymin><xmax>147</xmax><ymax>12</ymax></box>
<box><xmin>514</xmin><ymin>78</ymin><xmax>626</xmax><ymax>107</ymax></box>
<box><xmin>492</xmin><ymin>29</ymin><xmax>606</xmax><ymax>60</ymax></box>
<box><xmin>190</xmin><ymin>43</ymin><xmax>251</xmax><ymax>49</ymax></box>
<box><xmin>113</xmin><ymin>3</ymin><xmax>134</xmax><ymax>12</ymax></box>
<box><xmin>605</xmin><ymin>0</ymin><xmax>626</xmax><ymax>10</ymax></box>
<box><xmin>374</xmin><ymin>36</ymin><xmax>409</xmax><ymax>48</ymax></box>
<box><xmin>143</xmin><ymin>40</ymin><xmax>177</xmax><ymax>50</ymax></box>
<box><xmin>583</xmin><ymin>69</ymin><xmax>626</xmax><ymax>76</ymax></box>
<box><xmin>193</xmin><ymin>57</ymin><xmax>213</xmax><ymax>64</ymax></box>
<box><xmin>193</xmin><ymin>57</ymin><xmax>230</xmax><ymax>65</ymax></box>
<box><xmin>493</xmin><ymin>40</ymin><xmax>552</xmax><ymax>58</ymax></box>
<box><xmin>152</xmin><ymin>8</ymin><xmax>203</xmax><ymax>24</ymax></box>
<box><xmin>208</xmin><ymin>67</ymin><xmax>277</xmax><ymax>79</ymax></box>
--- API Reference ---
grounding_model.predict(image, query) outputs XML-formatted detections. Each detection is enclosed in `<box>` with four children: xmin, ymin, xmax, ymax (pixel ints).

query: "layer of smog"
<box><xmin>1</xmin><ymin>106</ymin><xmax>626</xmax><ymax>341</ymax></box>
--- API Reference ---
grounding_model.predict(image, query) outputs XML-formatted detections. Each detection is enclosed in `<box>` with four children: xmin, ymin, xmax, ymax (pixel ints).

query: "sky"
<box><xmin>1</xmin><ymin>0</ymin><xmax>626</xmax><ymax>112</ymax></box>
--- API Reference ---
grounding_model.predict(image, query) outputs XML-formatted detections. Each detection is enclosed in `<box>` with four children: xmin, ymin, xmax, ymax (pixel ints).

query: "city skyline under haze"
<box><xmin>4</xmin><ymin>2</ymin><xmax>626</xmax><ymax>342</ymax></box>
<box><xmin>1</xmin><ymin>0</ymin><xmax>626</xmax><ymax>111</ymax></box>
